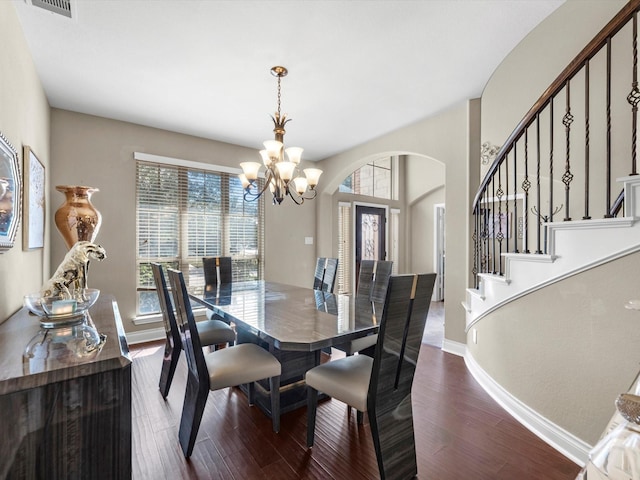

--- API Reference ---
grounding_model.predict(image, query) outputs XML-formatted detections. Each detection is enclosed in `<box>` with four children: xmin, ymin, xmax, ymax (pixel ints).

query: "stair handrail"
<box><xmin>473</xmin><ymin>0</ymin><xmax>640</xmax><ymax>212</ymax></box>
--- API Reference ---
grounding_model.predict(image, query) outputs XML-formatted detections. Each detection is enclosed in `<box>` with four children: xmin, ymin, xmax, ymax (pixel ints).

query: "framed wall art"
<box><xmin>0</xmin><ymin>132</ymin><xmax>21</xmax><ymax>253</ymax></box>
<box><xmin>23</xmin><ymin>145</ymin><xmax>45</xmax><ymax>250</ymax></box>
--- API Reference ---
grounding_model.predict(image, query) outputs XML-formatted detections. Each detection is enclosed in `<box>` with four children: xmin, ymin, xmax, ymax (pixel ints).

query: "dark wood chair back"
<box><xmin>203</xmin><ymin>256</ymin><xmax>232</xmax><ymax>286</ymax></box>
<box><xmin>151</xmin><ymin>263</ymin><xmax>183</xmax><ymax>398</ymax></box>
<box><xmin>370</xmin><ymin>260</ymin><xmax>393</xmax><ymax>303</ymax></box>
<box><xmin>322</xmin><ymin>258</ymin><xmax>338</xmax><ymax>293</ymax></box>
<box><xmin>167</xmin><ymin>269</ymin><xmax>210</xmax><ymax>391</ymax></box>
<box><xmin>313</xmin><ymin>257</ymin><xmax>326</xmax><ymax>290</ymax></box>
<box><xmin>367</xmin><ymin>273</ymin><xmax>436</xmax><ymax>480</ymax></box>
<box><xmin>356</xmin><ymin>260</ymin><xmax>375</xmax><ymax>299</ymax></box>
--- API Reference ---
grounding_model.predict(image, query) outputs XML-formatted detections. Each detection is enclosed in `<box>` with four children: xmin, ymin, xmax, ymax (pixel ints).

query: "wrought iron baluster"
<box><xmin>492</xmin><ymin>179</ymin><xmax>496</xmax><ymax>273</ymax></box>
<box><xmin>473</xmin><ymin>204</ymin><xmax>479</xmax><ymax>287</ymax></box>
<box><xmin>605</xmin><ymin>36</ymin><xmax>613</xmax><ymax>218</ymax></box>
<box><xmin>483</xmin><ymin>189</ymin><xmax>490</xmax><ymax>275</ymax></box>
<box><xmin>522</xmin><ymin>129</ymin><xmax>531</xmax><ymax>253</ymax></box>
<box><xmin>512</xmin><ymin>144</ymin><xmax>519</xmax><ymax>253</ymax></box>
<box><xmin>563</xmin><ymin>80</ymin><xmax>574</xmax><ymax>221</ymax></box>
<box><xmin>584</xmin><ymin>60</ymin><xmax>591</xmax><ymax>220</ymax></box>
<box><xmin>628</xmin><ymin>11</ymin><xmax>640</xmax><ymax>176</ymax></box>
<box><xmin>535</xmin><ymin>113</ymin><xmax>542</xmax><ymax>254</ymax></box>
<box><xmin>497</xmin><ymin>164</ymin><xmax>504</xmax><ymax>275</ymax></box>
<box><xmin>549</xmin><ymin>98</ymin><xmax>555</xmax><ymax>222</ymax></box>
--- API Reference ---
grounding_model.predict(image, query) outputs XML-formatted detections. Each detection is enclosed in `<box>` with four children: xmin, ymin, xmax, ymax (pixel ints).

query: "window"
<box><xmin>135</xmin><ymin>158</ymin><xmax>264</xmax><ymax>316</ymax></box>
<box><xmin>339</xmin><ymin>156</ymin><xmax>395</xmax><ymax>200</ymax></box>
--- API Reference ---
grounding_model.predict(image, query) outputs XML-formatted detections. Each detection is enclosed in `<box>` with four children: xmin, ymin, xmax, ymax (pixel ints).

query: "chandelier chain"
<box><xmin>277</xmin><ymin>76</ymin><xmax>282</xmax><ymax>119</ymax></box>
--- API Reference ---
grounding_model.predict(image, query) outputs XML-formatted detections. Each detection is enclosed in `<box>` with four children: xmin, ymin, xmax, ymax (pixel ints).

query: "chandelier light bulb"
<box><xmin>259</xmin><ymin>150</ymin><xmax>272</xmax><ymax>166</ymax></box>
<box><xmin>276</xmin><ymin>161</ymin><xmax>296</xmax><ymax>182</ymax></box>
<box><xmin>240</xmin><ymin>162</ymin><xmax>262</xmax><ymax>182</ymax></box>
<box><xmin>303</xmin><ymin>168</ymin><xmax>323</xmax><ymax>188</ymax></box>
<box><xmin>293</xmin><ymin>176</ymin><xmax>308</xmax><ymax>195</ymax></box>
<box><xmin>263</xmin><ymin>140</ymin><xmax>283</xmax><ymax>160</ymax></box>
<box><xmin>239</xmin><ymin>173</ymin><xmax>251</xmax><ymax>189</ymax></box>
<box><xmin>285</xmin><ymin>147</ymin><xmax>303</xmax><ymax>165</ymax></box>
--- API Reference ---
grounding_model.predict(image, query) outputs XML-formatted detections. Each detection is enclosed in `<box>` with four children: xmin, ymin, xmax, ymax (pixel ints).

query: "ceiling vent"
<box><xmin>28</xmin><ymin>0</ymin><xmax>73</xmax><ymax>19</ymax></box>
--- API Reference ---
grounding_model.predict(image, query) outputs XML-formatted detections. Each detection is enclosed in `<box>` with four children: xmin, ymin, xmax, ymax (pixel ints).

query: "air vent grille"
<box><xmin>30</xmin><ymin>0</ymin><xmax>72</xmax><ymax>18</ymax></box>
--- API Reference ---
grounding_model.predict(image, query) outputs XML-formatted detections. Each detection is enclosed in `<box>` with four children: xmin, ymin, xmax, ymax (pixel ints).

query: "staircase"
<box><xmin>466</xmin><ymin>175</ymin><xmax>640</xmax><ymax>327</ymax></box>
<box><xmin>466</xmin><ymin>0</ymin><xmax>640</xmax><ymax>328</ymax></box>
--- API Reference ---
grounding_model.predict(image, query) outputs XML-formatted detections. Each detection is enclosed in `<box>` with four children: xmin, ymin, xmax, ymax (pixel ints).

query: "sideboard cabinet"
<box><xmin>0</xmin><ymin>295</ymin><xmax>132</xmax><ymax>479</ymax></box>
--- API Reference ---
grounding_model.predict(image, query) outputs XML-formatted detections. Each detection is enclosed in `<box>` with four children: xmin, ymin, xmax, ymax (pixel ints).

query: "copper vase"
<box><xmin>54</xmin><ymin>185</ymin><xmax>102</xmax><ymax>249</ymax></box>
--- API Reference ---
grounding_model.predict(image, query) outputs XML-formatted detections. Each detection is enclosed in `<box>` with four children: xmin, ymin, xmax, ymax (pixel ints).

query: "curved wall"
<box><xmin>481</xmin><ymin>0</ymin><xmax>627</xmax><ymax>179</ymax></box>
<box><xmin>467</xmin><ymin>251</ymin><xmax>640</xmax><ymax>445</ymax></box>
<box><xmin>476</xmin><ymin>0</ymin><xmax>639</xmax><ymax>448</ymax></box>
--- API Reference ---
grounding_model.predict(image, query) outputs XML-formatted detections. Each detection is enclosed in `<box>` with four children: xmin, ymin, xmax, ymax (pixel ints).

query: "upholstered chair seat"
<box><xmin>305</xmin><ymin>354</ymin><xmax>372</xmax><ymax>412</ymax></box>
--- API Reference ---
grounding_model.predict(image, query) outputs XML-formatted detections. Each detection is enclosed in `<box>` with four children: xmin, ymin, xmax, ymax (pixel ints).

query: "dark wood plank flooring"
<box><xmin>131</xmin><ymin>319</ymin><xmax>581</xmax><ymax>479</ymax></box>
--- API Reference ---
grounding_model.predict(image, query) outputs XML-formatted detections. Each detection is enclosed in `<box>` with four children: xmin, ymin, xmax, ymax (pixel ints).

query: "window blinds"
<box><xmin>337</xmin><ymin>202</ymin><xmax>352</xmax><ymax>294</ymax></box>
<box><xmin>135</xmin><ymin>160</ymin><xmax>264</xmax><ymax>315</ymax></box>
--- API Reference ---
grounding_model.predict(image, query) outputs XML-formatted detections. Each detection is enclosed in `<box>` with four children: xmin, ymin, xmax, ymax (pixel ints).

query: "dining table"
<box><xmin>189</xmin><ymin>280</ymin><xmax>381</xmax><ymax>417</ymax></box>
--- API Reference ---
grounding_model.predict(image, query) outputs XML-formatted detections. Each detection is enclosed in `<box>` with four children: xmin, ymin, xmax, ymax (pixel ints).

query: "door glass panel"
<box><xmin>361</xmin><ymin>213</ymin><xmax>380</xmax><ymax>261</ymax></box>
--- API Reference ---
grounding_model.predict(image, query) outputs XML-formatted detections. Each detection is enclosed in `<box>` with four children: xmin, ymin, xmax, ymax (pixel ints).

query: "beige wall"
<box><xmin>467</xmin><ymin>251</ymin><xmax>640</xmax><ymax>444</ymax></box>
<box><xmin>50</xmin><ymin>109</ymin><xmax>315</xmax><ymax>333</ymax></box>
<box><xmin>410</xmin><ymin>186</ymin><xmax>445</xmax><ymax>274</ymax></box>
<box><xmin>315</xmin><ymin>98</ymin><xmax>481</xmax><ymax>344</ymax></box>
<box><xmin>0</xmin><ymin>2</ymin><xmax>50</xmax><ymax>323</ymax></box>
<box><xmin>481</xmin><ymin>0</ymin><xmax>627</xmax><ymax>179</ymax></box>
<box><xmin>474</xmin><ymin>0</ymin><xmax>637</xmax><ymax>447</ymax></box>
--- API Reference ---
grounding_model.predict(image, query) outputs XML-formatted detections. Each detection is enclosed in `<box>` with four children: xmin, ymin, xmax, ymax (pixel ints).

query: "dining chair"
<box><xmin>322</xmin><ymin>258</ymin><xmax>338</xmax><ymax>293</ymax></box>
<box><xmin>151</xmin><ymin>263</ymin><xmax>236</xmax><ymax>399</ymax></box>
<box><xmin>370</xmin><ymin>260</ymin><xmax>393</xmax><ymax>302</ymax></box>
<box><xmin>313</xmin><ymin>257</ymin><xmax>326</xmax><ymax>290</ymax></box>
<box><xmin>203</xmin><ymin>256</ymin><xmax>234</xmax><ymax>326</ymax></box>
<box><xmin>313</xmin><ymin>257</ymin><xmax>338</xmax><ymax>293</ymax></box>
<box><xmin>167</xmin><ymin>268</ymin><xmax>282</xmax><ymax>458</ymax></box>
<box><xmin>333</xmin><ymin>260</ymin><xmax>393</xmax><ymax>356</ymax></box>
<box><xmin>202</xmin><ymin>256</ymin><xmax>232</xmax><ymax>286</ymax></box>
<box><xmin>306</xmin><ymin>273</ymin><xmax>436</xmax><ymax>480</ymax></box>
<box><xmin>356</xmin><ymin>259</ymin><xmax>375</xmax><ymax>298</ymax></box>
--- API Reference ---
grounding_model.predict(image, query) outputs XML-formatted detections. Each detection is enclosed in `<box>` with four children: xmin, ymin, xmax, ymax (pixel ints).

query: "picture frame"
<box><xmin>0</xmin><ymin>132</ymin><xmax>21</xmax><ymax>253</ymax></box>
<box><xmin>23</xmin><ymin>146</ymin><xmax>45</xmax><ymax>250</ymax></box>
<box><xmin>488</xmin><ymin>211</ymin><xmax>511</xmax><ymax>239</ymax></box>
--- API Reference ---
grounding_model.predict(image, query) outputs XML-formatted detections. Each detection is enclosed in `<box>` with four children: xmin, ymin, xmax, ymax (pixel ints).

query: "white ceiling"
<box><xmin>12</xmin><ymin>0</ymin><xmax>564</xmax><ymax>161</ymax></box>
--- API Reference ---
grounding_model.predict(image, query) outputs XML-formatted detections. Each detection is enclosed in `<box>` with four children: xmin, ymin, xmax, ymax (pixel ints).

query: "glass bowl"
<box><xmin>24</xmin><ymin>293</ymin><xmax>47</xmax><ymax>317</ymax></box>
<box><xmin>24</xmin><ymin>289</ymin><xmax>100</xmax><ymax>326</ymax></box>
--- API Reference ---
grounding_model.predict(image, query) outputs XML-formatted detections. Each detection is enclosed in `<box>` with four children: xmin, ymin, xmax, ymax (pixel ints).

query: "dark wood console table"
<box><xmin>0</xmin><ymin>295</ymin><xmax>132</xmax><ymax>479</ymax></box>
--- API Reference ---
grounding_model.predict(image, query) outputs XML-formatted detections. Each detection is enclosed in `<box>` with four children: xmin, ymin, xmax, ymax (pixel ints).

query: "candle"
<box><xmin>51</xmin><ymin>299</ymin><xmax>77</xmax><ymax>315</ymax></box>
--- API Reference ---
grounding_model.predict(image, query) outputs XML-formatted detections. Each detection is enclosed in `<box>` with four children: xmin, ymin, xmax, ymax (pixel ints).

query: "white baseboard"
<box><xmin>442</xmin><ymin>338</ymin><xmax>466</xmax><ymax>357</ymax></box>
<box><xmin>126</xmin><ymin>326</ymin><xmax>165</xmax><ymax>345</ymax></box>
<box><xmin>464</xmin><ymin>351</ymin><xmax>591</xmax><ymax>467</ymax></box>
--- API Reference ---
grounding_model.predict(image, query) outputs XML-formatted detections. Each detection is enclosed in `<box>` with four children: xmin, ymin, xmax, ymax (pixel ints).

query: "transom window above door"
<box><xmin>339</xmin><ymin>156</ymin><xmax>397</xmax><ymax>200</ymax></box>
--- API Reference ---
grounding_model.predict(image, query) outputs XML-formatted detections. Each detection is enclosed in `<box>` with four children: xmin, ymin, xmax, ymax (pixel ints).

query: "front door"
<box><xmin>355</xmin><ymin>205</ymin><xmax>386</xmax><ymax>292</ymax></box>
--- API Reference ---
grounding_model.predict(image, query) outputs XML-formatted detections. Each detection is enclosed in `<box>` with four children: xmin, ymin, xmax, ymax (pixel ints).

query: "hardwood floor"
<box><xmin>131</xmin><ymin>315</ymin><xmax>581</xmax><ymax>479</ymax></box>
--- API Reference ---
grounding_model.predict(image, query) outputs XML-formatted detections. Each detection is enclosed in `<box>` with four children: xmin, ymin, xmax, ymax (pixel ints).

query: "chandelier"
<box><xmin>239</xmin><ymin>66</ymin><xmax>322</xmax><ymax>205</ymax></box>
